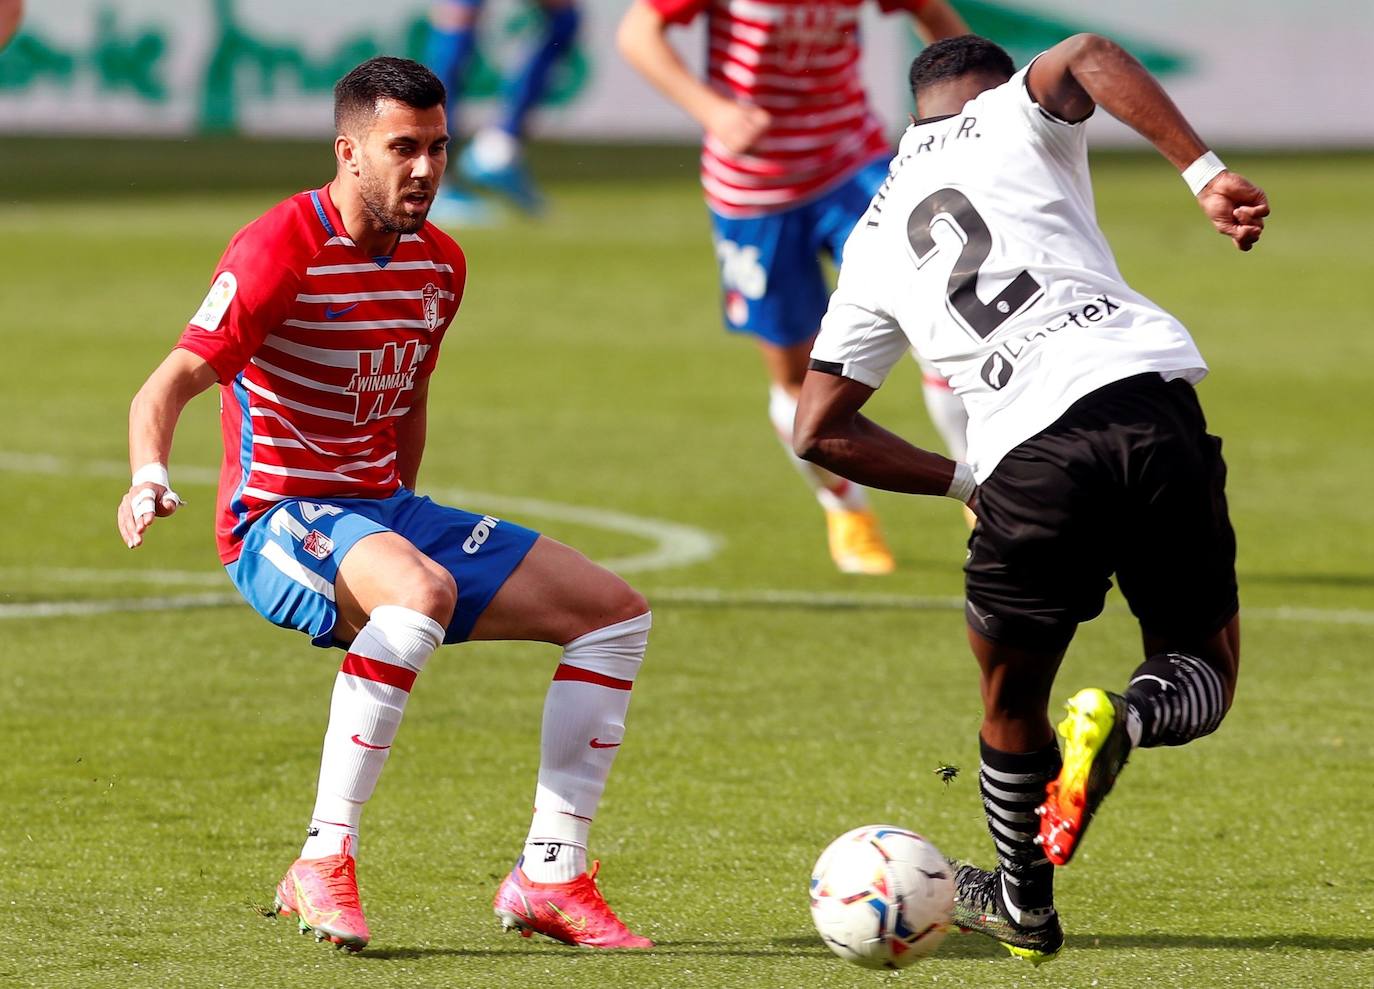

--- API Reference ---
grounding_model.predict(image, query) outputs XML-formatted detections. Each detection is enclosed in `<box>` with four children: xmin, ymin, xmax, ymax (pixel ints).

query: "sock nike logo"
<box><xmin>351</xmin><ymin>734</ymin><xmax>390</xmax><ymax>750</ymax></box>
<box><xmin>589</xmin><ymin>738</ymin><xmax>621</xmax><ymax>749</ymax></box>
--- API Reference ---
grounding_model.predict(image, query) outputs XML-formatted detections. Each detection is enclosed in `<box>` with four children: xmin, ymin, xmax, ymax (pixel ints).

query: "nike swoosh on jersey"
<box><xmin>351</xmin><ymin>733</ymin><xmax>390</xmax><ymax>750</ymax></box>
<box><xmin>588</xmin><ymin>738</ymin><xmax>621</xmax><ymax>749</ymax></box>
<box><xmin>324</xmin><ymin>302</ymin><xmax>361</xmax><ymax>319</ymax></box>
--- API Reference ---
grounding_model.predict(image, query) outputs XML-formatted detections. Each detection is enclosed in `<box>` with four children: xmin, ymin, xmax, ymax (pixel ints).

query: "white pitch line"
<box><xmin>425</xmin><ymin>485</ymin><xmax>721</xmax><ymax>575</ymax></box>
<box><xmin>649</xmin><ymin>589</ymin><xmax>1374</xmax><ymax>626</ymax></box>
<box><xmin>0</xmin><ymin>593</ymin><xmax>241</xmax><ymax>620</ymax></box>
<box><xmin>0</xmin><ymin>451</ymin><xmax>723</xmax><ymax>576</ymax></box>
<box><xmin>2</xmin><ymin>576</ymin><xmax>1373</xmax><ymax>627</ymax></box>
<box><xmin>5</xmin><ymin>452</ymin><xmax>1370</xmax><ymax>627</ymax></box>
<box><xmin>648</xmin><ymin>587</ymin><xmax>966</xmax><ymax>612</ymax></box>
<box><xmin>0</xmin><ymin>566</ymin><xmax>229</xmax><ymax>588</ymax></box>
<box><xmin>0</xmin><ymin>450</ymin><xmax>222</xmax><ymax>486</ymax></box>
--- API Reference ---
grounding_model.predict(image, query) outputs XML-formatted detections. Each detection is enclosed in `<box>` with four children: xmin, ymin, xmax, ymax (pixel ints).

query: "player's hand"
<box><xmin>117</xmin><ymin>483</ymin><xmax>183</xmax><ymax>549</ymax></box>
<box><xmin>705</xmin><ymin>99</ymin><xmax>771</xmax><ymax>155</ymax></box>
<box><xmin>1197</xmin><ymin>171</ymin><xmax>1269</xmax><ymax>251</ymax></box>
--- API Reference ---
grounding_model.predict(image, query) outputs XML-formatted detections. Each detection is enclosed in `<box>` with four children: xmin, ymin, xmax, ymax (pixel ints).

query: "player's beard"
<box><xmin>358</xmin><ymin>169</ymin><xmax>429</xmax><ymax>235</ymax></box>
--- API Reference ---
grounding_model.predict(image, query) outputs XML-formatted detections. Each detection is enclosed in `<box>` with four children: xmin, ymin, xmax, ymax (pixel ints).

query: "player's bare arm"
<box><xmin>1028</xmin><ymin>34</ymin><xmax>1269</xmax><ymax>251</ymax></box>
<box><xmin>118</xmin><ymin>348</ymin><xmax>217</xmax><ymax>548</ymax></box>
<box><xmin>395</xmin><ymin>375</ymin><xmax>429</xmax><ymax>490</ymax></box>
<box><xmin>794</xmin><ymin>370</ymin><xmax>969</xmax><ymax>501</ymax></box>
<box><xmin>616</xmin><ymin>0</ymin><xmax>770</xmax><ymax>154</ymax></box>
<box><xmin>912</xmin><ymin>0</ymin><xmax>968</xmax><ymax>44</ymax></box>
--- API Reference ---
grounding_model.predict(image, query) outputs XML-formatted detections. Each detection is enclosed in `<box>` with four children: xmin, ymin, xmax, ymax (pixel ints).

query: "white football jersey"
<box><xmin>812</xmin><ymin>63</ymin><xmax>1207</xmax><ymax>482</ymax></box>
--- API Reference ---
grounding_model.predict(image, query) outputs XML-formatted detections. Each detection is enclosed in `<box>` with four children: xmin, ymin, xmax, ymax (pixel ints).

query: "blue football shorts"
<box><xmin>707</xmin><ymin>156</ymin><xmax>890</xmax><ymax>348</ymax></box>
<box><xmin>225</xmin><ymin>488</ymin><xmax>540</xmax><ymax>648</ymax></box>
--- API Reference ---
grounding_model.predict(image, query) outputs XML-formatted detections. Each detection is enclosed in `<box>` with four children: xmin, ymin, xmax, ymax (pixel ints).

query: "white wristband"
<box><xmin>945</xmin><ymin>462</ymin><xmax>976</xmax><ymax>504</ymax></box>
<box><xmin>1182</xmin><ymin>151</ymin><xmax>1226</xmax><ymax>197</ymax></box>
<box><xmin>130</xmin><ymin>461</ymin><xmax>182</xmax><ymax>514</ymax></box>
<box><xmin>132</xmin><ymin>462</ymin><xmax>170</xmax><ymax>488</ymax></box>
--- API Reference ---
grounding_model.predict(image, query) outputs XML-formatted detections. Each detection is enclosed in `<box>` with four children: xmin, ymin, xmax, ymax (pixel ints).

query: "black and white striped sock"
<box><xmin>979</xmin><ymin>738</ymin><xmax>1061</xmax><ymax>926</ymax></box>
<box><xmin>1124</xmin><ymin>652</ymin><xmax>1228</xmax><ymax>748</ymax></box>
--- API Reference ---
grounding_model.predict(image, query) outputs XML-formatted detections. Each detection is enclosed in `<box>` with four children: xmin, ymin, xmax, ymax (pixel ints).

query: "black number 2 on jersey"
<box><xmin>906</xmin><ymin>188</ymin><xmax>1043</xmax><ymax>339</ymax></box>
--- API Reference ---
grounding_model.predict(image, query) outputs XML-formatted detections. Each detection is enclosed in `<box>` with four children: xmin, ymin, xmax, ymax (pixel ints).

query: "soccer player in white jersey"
<box><xmin>617</xmin><ymin>0</ymin><xmax>969</xmax><ymax>575</ymax></box>
<box><xmin>116</xmin><ymin>57</ymin><xmax>652</xmax><ymax>953</ymax></box>
<box><xmin>794</xmin><ymin>35</ymin><xmax>1267</xmax><ymax>962</ymax></box>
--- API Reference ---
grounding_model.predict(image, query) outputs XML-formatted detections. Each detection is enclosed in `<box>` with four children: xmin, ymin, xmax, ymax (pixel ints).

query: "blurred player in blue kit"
<box><xmin>426</xmin><ymin>0</ymin><xmax>579</xmax><ymax>217</ymax></box>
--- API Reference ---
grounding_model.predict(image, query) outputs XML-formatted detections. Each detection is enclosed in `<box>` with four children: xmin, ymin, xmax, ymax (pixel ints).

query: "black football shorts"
<box><xmin>964</xmin><ymin>372</ymin><xmax>1238</xmax><ymax>653</ymax></box>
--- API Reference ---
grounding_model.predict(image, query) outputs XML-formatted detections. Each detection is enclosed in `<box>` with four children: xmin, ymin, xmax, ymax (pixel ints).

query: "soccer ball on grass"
<box><xmin>808</xmin><ymin>825</ymin><xmax>954</xmax><ymax>969</ymax></box>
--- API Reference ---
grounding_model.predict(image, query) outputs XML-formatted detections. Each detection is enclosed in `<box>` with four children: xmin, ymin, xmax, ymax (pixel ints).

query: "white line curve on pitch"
<box><xmin>2</xmin><ymin>577</ymin><xmax>1372</xmax><ymax>627</ymax></box>
<box><xmin>0</xmin><ymin>451</ymin><xmax>723</xmax><ymax>576</ymax></box>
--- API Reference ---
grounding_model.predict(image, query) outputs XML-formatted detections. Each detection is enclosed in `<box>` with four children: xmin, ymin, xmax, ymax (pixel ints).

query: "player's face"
<box><xmin>355</xmin><ymin>99</ymin><xmax>449</xmax><ymax>234</ymax></box>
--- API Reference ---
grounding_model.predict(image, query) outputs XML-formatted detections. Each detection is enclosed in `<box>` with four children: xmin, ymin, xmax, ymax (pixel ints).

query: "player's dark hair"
<box><xmin>333</xmin><ymin>56</ymin><xmax>447</xmax><ymax>134</ymax></box>
<box><xmin>909</xmin><ymin>36</ymin><xmax>1015</xmax><ymax>97</ymax></box>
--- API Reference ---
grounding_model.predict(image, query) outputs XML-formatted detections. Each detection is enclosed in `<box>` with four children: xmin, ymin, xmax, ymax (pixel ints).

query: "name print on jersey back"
<box><xmin>818</xmin><ymin>66</ymin><xmax>1208</xmax><ymax>481</ymax></box>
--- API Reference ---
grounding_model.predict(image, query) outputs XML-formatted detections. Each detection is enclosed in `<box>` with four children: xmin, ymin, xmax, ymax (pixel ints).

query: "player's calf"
<box><xmin>521</xmin><ymin>609</ymin><xmax>651</xmax><ymax>883</ymax></box>
<box><xmin>1123</xmin><ymin>650</ymin><xmax>1232</xmax><ymax>748</ymax></box>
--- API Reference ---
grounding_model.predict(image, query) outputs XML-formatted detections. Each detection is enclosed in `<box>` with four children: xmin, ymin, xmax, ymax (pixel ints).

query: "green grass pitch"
<box><xmin>1</xmin><ymin>140</ymin><xmax>1372</xmax><ymax>987</ymax></box>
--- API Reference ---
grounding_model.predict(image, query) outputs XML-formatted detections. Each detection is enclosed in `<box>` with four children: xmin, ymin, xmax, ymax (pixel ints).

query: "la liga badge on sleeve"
<box><xmin>190</xmin><ymin>271</ymin><xmax>238</xmax><ymax>331</ymax></box>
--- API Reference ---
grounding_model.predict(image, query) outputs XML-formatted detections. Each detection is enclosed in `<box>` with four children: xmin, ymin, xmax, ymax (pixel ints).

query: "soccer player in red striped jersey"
<box><xmin>0</xmin><ymin>0</ymin><xmax>22</xmax><ymax>50</ymax></box>
<box><xmin>618</xmin><ymin>0</ymin><xmax>970</xmax><ymax>573</ymax></box>
<box><xmin>116</xmin><ymin>57</ymin><xmax>652</xmax><ymax>953</ymax></box>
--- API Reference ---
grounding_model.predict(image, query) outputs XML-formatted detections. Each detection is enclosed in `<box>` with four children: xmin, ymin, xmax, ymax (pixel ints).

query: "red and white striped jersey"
<box><xmin>176</xmin><ymin>185</ymin><xmax>466</xmax><ymax>564</ymax></box>
<box><xmin>649</xmin><ymin>0</ymin><xmax>929</xmax><ymax>217</ymax></box>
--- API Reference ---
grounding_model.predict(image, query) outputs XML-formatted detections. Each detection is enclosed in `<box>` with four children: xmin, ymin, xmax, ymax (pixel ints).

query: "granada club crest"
<box><xmin>302</xmin><ymin>529</ymin><xmax>334</xmax><ymax>561</ymax></box>
<box><xmin>422</xmin><ymin>282</ymin><xmax>440</xmax><ymax>331</ymax></box>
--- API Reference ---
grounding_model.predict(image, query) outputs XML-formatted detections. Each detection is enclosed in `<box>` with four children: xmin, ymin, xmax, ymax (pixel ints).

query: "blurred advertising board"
<box><xmin>2</xmin><ymin>0</ymin><xmax>1370</xmax><ymax>146</ymax></box>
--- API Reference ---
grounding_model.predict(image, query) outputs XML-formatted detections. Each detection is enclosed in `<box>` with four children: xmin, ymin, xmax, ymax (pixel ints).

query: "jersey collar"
<box><xmin>313</xmin><ymin>182</ymin><xmax>400</xmax><ymax>264</ymax></box>
<box><xmin>313</xmin><ymin>183</ymin><xmax>347</xmax><ymax>240</ymax></box>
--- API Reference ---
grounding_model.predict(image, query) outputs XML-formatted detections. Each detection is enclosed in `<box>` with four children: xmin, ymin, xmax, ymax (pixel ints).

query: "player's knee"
<box><xmin>1208</xmin><ymin>653</ymin><xmax>1239</xmax><ymax>713</ymax></box>
<box><xmin>563</xmin><ymin>574</ymin><xmax>649</xmax><ymax>643</ymax></box>
<box><xmin>395</xmin><ymin>566</ymin><xmax>457</xmax><ymax>628</ymax></box>
<box><xmin>605</xmin><ymin>579</ymin><xmax>649</xmax><ymax>627</ymax></box>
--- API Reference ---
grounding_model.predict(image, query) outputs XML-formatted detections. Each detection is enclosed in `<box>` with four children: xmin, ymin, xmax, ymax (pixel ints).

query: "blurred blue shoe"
<box><xmin>426</xmin><ymin>186</ymin><xmax>497</xmax><ymax>228</ymax></box>
<box><xmin>460</xmin><ymin>129</ymin><xmax>545</xmax><ymax>215</ymax></box>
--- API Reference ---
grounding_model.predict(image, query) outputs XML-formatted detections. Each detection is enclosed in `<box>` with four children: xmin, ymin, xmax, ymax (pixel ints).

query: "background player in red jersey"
<box><xmin>0</xmin><ymin>0</ymin><xmax>22</xmax><ymax>50</ymax></box>
<box><xmin>617</xmin><ymin>0</ymin><xmax>969</xmax><ymax>574</ymax></box>
<box><xmin>116</xmin><ymin>57</ymin><xmax>652</xmax><ymax>953</ymax></box>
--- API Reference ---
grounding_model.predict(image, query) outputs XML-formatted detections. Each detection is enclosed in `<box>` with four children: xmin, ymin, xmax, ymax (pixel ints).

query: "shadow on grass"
<box><xmin>363</xmin><ymin>940</ymin><xmax>830</xmax><ymax>960</ymax></box>
<box><xmin>1244</xmin><ymin>571</ymin><xmax>1374</xmax><ymax>589</ymax></box>
<box><xmin>1073</xmin><ymin>933</ymin><xmax>1374</xmax><ymax>952</ymax></box>
<box><xmin>362</xmin><ymin>931</ymin><xmax>1374</xmax><ymax>962</ymax></box>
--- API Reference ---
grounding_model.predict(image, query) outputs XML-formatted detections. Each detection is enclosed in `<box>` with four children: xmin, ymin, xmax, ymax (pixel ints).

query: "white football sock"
<box><xmin>469</xmin><ymin>126</ymin><xmax>521</xmax><ymax>170</ymax></box>
<box><xmin>300</xmin><ymin>605</ymin><xmax>444</xmax><ymax>861</ymax></box>
<box><xmin>919</xmin><ymin>370</ymin><xmax>970</xmax><ymax>461</ymax></box>
<box><xmin>521</xmin><ymin>611</ymin><xmax>651</xmax><ymax>883</ymax></box>
<box><xmin>768</xmin><ymin>384</ymin><xmax>868</xmax><ymax>512</ymax></box>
